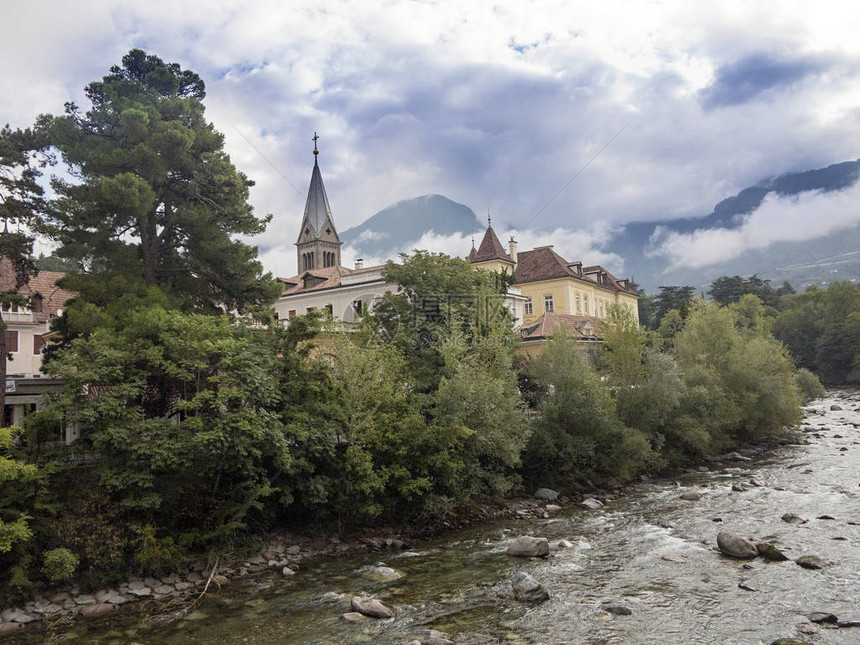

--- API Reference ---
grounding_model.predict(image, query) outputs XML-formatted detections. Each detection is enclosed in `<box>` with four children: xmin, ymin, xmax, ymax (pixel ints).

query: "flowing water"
<box><xmin>14</xmin><ymin>392</ymin><xmax>860</xmax><ymax>644</ymax></box>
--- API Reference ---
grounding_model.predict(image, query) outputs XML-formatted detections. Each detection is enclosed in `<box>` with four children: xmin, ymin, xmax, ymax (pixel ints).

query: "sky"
<box><xmin>2</xmin><ymin>0</ymin><xmax>859</xmax><ymax>277</ymax></box>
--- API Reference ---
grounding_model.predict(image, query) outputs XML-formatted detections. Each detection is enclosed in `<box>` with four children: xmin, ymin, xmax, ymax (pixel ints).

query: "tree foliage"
<box><xmin>39</xmin><ymin>49</ymin><xmax>280</xmax><ymax>324</ymax></box>
<box><xmin>654</xmin><ymin>285</ymin><xmax>695</xmax><ymax>325</ymax></box>
<box><xmin>522</xmin><ymin>333</ymin><xmax>654</xmax><ymax>487</ymax></box>
<box><xmin>44</xmin><ymin>305</ymin><xmax>289</xmax><ymax>547</ymax></box>
<box><xmin>773</xmin><ymin>282</ymin><xmax>860</xmax><ymax>384</ymax></box>
<box><xmin>1</xmin><ymin>124</ymin><xmax>51</xmax><ymax>411</ymax></box>
<box><xmin>708</xmin><ymin>274</ymin><xmax>790</xmax><ymax>308</ymax></box>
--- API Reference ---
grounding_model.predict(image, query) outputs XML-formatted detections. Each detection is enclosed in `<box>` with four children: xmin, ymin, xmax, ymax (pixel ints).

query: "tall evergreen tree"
<box><xmin>654</xmin><ymin>285</ymin><xmax>695</xmax><ymax>324</ymax></box>
<box><xmin>40</xmin><ymin>49</ymin><xmax>280</xmax><ymax>322</ymax></box>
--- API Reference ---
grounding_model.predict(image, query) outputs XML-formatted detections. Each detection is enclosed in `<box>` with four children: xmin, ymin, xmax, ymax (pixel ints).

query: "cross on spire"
<box><xmin>312</xmin><ymin>132</ymin><xmax>319</xmax><ymax>156</ymax></box>
<box><xmin>487</xmin><ymin>208</ymin><xmax>491</xmax><ymax>228</ymax></box>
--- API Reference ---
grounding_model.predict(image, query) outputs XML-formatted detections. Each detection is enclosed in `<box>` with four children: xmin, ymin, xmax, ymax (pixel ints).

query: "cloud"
<box><xmin>699</xmin><ymin>53</ymin><xmax>829</xmax><ymax>109</ymax></box>
<box><xmin>648</xmin><ymin>183</ymin><xmax>860</xmax><ymax>270</ymax></box>
<box><xmin>4</xmin><ymin>0</ymin><xmax>860</xmax><ymax>281</ymax></box>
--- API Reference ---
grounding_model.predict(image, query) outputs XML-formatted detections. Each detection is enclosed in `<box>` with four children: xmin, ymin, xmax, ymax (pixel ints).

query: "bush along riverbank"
<box><xmin>0</xmin><ymin>428</ymin><xmax>812</xmax><ymax>634</ymax></box>
<box><xmin>4</xmin><ymin>392</ymin><xmax>854</xmax><ymax>643</ymax></box>
<box><xmin>2</xmin><ymin>271</ymin><xmax>818</xmax><ymax>630</ymax></box>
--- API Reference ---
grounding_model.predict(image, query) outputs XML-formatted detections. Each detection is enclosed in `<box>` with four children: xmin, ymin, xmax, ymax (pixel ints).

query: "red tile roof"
<box><xmin>521</xmin><ymin>312</ymin><xmax>597</xmax><ymax>340</ymax></box>
<box><xmin>0</xmin><ymin>258</ymin><xmax>76</xmax><ymax>323</ymax></box>
<box><xmin>513</xmin><ymin>246</ymin><xmax>577</xmax><ymax>283</ymax></box>
<box><xmin>278</xmin><ymin>263</ymin><xmax>386</xmax><ymax>296</ymax></box>
<box><xmin>513</xmin><ymin>247</ymin><xmax>636</xmax><ymax>294</ymax></box>
<box><xmin>472</xmin><ymin>226</ymin><xmax>512</xmax><ymax>263</ymax></box>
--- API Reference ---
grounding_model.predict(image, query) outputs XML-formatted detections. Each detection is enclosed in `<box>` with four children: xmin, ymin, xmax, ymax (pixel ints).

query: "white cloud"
<box><xmin>3</xmin><ymin>0</ymin><xmax>860</xmax><ymax>280</ymax></box>
<box><xmin>649</xmin><ymin>183</ymin><xmax>860</xmax><ymax>270</ymax></box>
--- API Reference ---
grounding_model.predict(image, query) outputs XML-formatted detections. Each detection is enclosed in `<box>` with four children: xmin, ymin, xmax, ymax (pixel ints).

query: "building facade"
<box><xmin>467</xmin><ymin>226</ymin><xmax>639</xmax><ymax>350</ymax></box>
<box><xmin>1</xmin><ymin>260</ymin><xmax>75</xmax><ymax>438</ymax></box>
<box><xmin>274</xmin><ymin>144</ymin><xmax>526</xmax><ymax>327</ymax></box>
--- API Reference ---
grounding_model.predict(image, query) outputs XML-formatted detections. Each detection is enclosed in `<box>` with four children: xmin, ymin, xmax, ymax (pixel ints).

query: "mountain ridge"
<box><xmin>338</xmin><ymin>159</ymin><xmax>860</xmax><ymax>292</ymax></box>
<box><xmin>341</xmin><ymin>194</ymin><xmax>482</xmax><ymax>260</ymax></box>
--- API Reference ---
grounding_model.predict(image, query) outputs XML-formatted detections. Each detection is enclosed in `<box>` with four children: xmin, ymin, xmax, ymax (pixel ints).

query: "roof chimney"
<box><xmin>508</xmin><ymin>237</ymin><xmax>518</xmax><ymax>266</ymax></box>
<box><xmin>355</xmin><ymin>258</ymin><xmax>364</xmax><ymax>269</ymax></box>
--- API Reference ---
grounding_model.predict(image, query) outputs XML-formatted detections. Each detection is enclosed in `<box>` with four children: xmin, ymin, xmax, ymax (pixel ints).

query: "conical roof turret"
<box><xmin>299</xmin><ymin>142</ymin><xmax>336</xmax><ymax>239</ymax></box>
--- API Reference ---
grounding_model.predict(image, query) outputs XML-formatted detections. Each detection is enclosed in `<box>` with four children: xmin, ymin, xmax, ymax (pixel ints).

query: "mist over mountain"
<box><xmin>340</xmin><ymin>160</ymin><xmax>860</xmax><ymax>293</ymax></box>
<box><xmin>614</xmin><ymin>159</ymin><xmax>860</xmax><ymax>293</ymax></box>
<box><xmin>341</xmin><ymin>194</ymin><xmax>482</xmax><ymax>260</ymax></box>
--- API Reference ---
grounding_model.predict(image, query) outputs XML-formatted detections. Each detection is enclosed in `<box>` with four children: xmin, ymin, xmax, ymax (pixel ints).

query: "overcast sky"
<box><xmin>2</xmin><ymin>0</ymin><xmax>859</xmax><ymax>276</ymax></box>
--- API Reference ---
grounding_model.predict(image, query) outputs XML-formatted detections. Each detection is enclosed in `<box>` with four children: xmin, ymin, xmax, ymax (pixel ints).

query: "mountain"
<box><xmin>339</xmin><ymin>161</ymin><xmax>860</xmax><ymax>293</ymax></box>
<box><xmin>341</xmin><ymin>194</ymin><xmax>482</xmax><ymax>260</ymax></box>
<box><xmin>609</xmin><ymin>159</ymin><xmax>860</xmax><ymax>293</ymax></box>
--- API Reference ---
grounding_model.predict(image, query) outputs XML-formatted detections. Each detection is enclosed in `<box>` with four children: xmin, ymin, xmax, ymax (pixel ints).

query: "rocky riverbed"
<box><xmin>2</xmin><ymin>391</ymin><xmax>859</xmax><ymax>644</ymax></box>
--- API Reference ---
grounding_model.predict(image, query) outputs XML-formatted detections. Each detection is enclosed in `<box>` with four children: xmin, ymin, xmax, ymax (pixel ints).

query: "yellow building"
<box><xmin>468</xmin><ymin>226</ymin><xmax>639</xmax><ymax>349</ymax></box>
<box><xmin>513</xmin><ymin>245</ymin><xmax>638</xmax><ymax>325</ymax></box>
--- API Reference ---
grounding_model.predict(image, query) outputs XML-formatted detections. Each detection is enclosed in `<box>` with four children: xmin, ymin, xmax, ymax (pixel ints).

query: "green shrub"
<box><xmin>794</xmin><ymin>368</ymin><xmax>826</xmax><ymax>403</ymax></box>
<box><xmin>41</xmin><ymin>548</ymin><xmax>79</xmax><ymax>583</ymax></box>
<box><xmin>135</xmin><ymin>525</ymin><xmax>182</xmax><ymax>576</ymax></box>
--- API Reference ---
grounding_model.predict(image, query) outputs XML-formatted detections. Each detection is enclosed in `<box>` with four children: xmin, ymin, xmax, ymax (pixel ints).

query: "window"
<box><xmin>288</xmin><ymin>310</ymin><xmax>297</xmax><ymax>318</ymax></box>
<box><xmin>583</xmin><ymin>295</ymin><xmax>589</xmax><ymax>314</ymax></box>
<box><xmin>273</xmin><ymin>312</ymin><xmax>280</xmax><ymax>321</ymax></box>
<box><xmin>576</xmin><ymin>294</ymin><xmax>581</xmax><ymax>313</ymax></box>
<box><xmin>33</xmin><ymin>335</ymin><xmax>45</xmax><ymax>354</ymax></box>
<box><xmin>524</xmin><ymin>298</ymin><xmax>533</xmax><ymax>315</ymax></box>
<box><xmin>353</xmin><ymin>300</ymin><xmax>363</xmax><ymax>316</ymax></box>
<box><xmin>4</xmin><ymin>330</ymin><xmax>18</xmax><ymax>353</ymax></box>
<box><xmin>30</xmin><ymin>294</ymin><xmax>43</xmax><ymax>313</ymax></box>
<box><xmin>544</xmin><ymin>295</ymin><xmax>554</xmax><ymax>313</ymax></box>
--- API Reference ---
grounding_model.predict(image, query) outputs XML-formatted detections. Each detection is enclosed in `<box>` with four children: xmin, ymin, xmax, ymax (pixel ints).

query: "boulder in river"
<box><xmin>796</xmin><ymin>555</ymin><xmax>827</xmax><ymax>570</ymax></box>
<box><xmin>363</xmin><ymin>565</ymin><xmax>403</xmax><ymax>581</ymax></box>
<box><xmin>756</xmin><ymin>542</ymin><xmax>789</xmax><ymax>561</ymax></box>
<box><xmin>533</xmin><ymin>488</ymin><xmax>559</xmax><ymax>501</ymax></box>
<box><xmin>511</xmin><ymin>571</ymin><xmax>549</xmax><ymax>603</ymax></box>
<box><xmin>830</xmin><ymin>404</ymin><xmax>843</xmax><ymax>411</ymax></box>
<box><xmin>716</xmin><ymin>531</ymin><xmax>758</xmax><ymax>559</ymax></box>
<box><xmin>580</xmin><ymin>498</ymin><xmax>604</xmax><ymax>510</ymax></box>
<box><xmin>350</xmin><ymin>596</ymin><xmax>394</xmax><ymax>619</ymax></box>
<box><xmin>770</xmin><ymin>640</ymin><xmax>813</xmax><ymax>645</ymax></box>
<box><xmin>507</xmin><ymin>536</ymin><xmax>550</xmax><ymax>558</ymax></box>
<box><xmin>679</xmin><ymin>491</ymin><xmax>702</xmax><ymax>501</ymax></box>
<box><xmin>781</xmin><ymin>513</ymin><xmax>807</xmax><ymax>524</ymax></box>
<box><xmin>807</xmin><ymin>612</ymin><xmax>837</xmax><ymax>624</ymax></box>
<box><xmin>601</xmin><ymin>602</ymin><xmax>632</xmax><ymax>616</ymax></box>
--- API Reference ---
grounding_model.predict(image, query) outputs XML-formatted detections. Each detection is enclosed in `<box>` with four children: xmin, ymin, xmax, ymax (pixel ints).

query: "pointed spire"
<box><xmin>299</xmin><ymin>136</ymin><xmax>334</xmax><ymax>238</ymax></box>
<box><xmin>472</xmin><ymin>223</ymin><xmax>512</xmax><ymax>264</ymax></box>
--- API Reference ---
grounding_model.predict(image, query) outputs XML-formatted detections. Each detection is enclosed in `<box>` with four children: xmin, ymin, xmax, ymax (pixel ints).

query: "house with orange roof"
<box><xmin>1</xmin><ymin>258</ymin><xmax>75</xmax><ymax>433</ymax></box>
<box><xmin>467</xmin><ymin>225</ymin><xmax>639</xmax><ymax>352</ymax></box>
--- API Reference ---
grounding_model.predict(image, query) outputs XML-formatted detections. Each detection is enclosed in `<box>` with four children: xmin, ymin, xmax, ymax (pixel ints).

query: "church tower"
<box><xmin>296</xmin><ymin>134</ymin><xmax>342</xmax><ymax>272</ymax></box>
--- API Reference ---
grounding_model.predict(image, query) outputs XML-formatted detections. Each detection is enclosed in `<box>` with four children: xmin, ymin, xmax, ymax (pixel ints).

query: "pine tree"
<box><xmin>41</xmin><ymin>49</ymin><xmax>280</xmax><ymax>321</ymax></box>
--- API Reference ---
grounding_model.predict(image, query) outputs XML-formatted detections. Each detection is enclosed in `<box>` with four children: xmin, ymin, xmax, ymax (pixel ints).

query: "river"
<box><xmin>11</xmin><ymin>392</ymin><xmax>860</xmax><ymax>644</ymax></box>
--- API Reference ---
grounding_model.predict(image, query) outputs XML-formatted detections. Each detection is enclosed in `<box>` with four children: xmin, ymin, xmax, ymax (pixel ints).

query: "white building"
<box><xmin>273</xmin><ymin>141</ymin><xmax>526</xmax><ymax>327</ymax></box>
<box><xmin>2</xmin><ymin>260</ymin><xmax>74</xmax><ymax>440</ymax></box>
